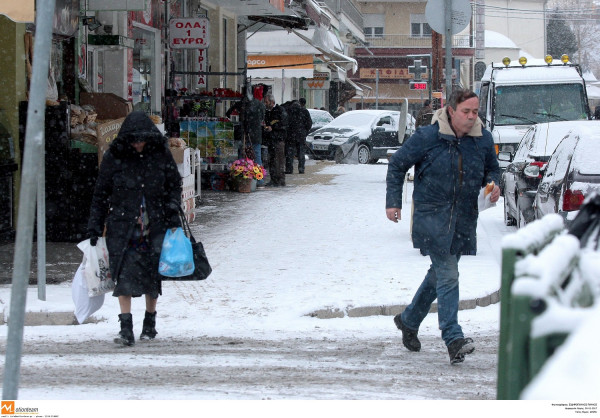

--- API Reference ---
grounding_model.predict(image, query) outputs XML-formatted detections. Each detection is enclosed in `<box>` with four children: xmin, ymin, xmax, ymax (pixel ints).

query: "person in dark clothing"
<box><xmin>415</xmin><ymin>99</ymin><xmax>433</xmax><ymax>128</ymax></box>
<box><xmin>284</xmin><ymin>99</ymin><xmax>313</xmax><ymax>174</ymax></box>
<box><xmin>263</xmin><ymin>93</ymin><xmax>288</xmax><ymax>187</ymax></box>
<box><xmin>226</xmin><ymin>89</ymin><xmax>266</xmax><ymax>182</ymax></box>
<box><xmin>594</xmin><ymin>106</ymin><xmax>600</xmax><ymax>120</ymax></box>
<box><xmin>88</xmin><ymin>111</ymin><xmax>182</xmax><ymax>346</ymax></box>
<box><xmin>385</xmin><ymin>89</ymin><xmax>500</xmax><ymax>364</ymax></box>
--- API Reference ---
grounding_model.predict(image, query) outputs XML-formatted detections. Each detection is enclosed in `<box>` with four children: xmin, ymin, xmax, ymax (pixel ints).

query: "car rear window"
<box><xmin>573</xmin><ymin>137</ymin><xmax>600</xmax><ymax>175</ymax></box>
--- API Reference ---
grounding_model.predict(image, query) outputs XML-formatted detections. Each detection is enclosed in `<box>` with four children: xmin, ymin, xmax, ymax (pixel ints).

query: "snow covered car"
<box><xmin>533</xmin><ymin>121</ymin><xmax>600</xmax><ymax>225</ymax></box>
<box><xmin>502</xmin><ymin>121</ymin><xmax>581</xmax><ymax>228</ymax></box>
<box><xmin>307</xmin><ymin>108</ymin><xmax>334</xmax><ymax>134</ymax></box>
<box><xmin>306</xmin><ymin>109</ymin><xmax>403</xmax><ymax>164</ymax></box>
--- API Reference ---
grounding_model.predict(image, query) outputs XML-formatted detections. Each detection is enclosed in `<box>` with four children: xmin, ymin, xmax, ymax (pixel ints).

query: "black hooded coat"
<box><xmin>88</xmin><ymin>111</ymin><xmax>182</xmax><ymax>282</ymax></box>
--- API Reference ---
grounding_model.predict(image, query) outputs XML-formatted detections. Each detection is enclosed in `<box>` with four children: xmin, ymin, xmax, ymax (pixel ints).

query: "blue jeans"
<box><xmin>401</xmin><ymin>252</ymin><xmax>463</xmax><ymax>346</ymax></box>
<box><xmin>253</xmin><ymin>144</ymin><xmax>264</xmax><ymax>186</ymax></box>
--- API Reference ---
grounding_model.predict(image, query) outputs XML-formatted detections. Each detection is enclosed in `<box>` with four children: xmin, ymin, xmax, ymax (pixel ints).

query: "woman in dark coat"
<box><xmin>88</xmin><ymin>111</ymin><xmax>182</xmax><ymax>346</ymax></box>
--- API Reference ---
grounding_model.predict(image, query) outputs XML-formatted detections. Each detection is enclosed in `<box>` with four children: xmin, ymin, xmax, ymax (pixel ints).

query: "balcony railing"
<box><xmin>364</xmin><ymin>34</ymin><xmax>473</xmax><ymax>49</ymax></box>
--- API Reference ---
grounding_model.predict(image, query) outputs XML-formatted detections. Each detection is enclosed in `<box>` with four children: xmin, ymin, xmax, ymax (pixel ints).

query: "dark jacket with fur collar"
<box><xmin>88</xmin><ymin>111</ymin><xmax>182</xmax><ymax>279</ymax></box>
<box><xmin>386</xmin><ymin>107</ymin><xmax>500</xmax><ymax>255</ymax></box>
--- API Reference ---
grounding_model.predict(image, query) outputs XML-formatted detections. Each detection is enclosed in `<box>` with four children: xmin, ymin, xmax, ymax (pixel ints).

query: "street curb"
<box><xmin>307</xmin><ymin>289</ymin><xmax>501</xmax><ymax>319</ymax></box>
<box><xmin>0</xmin><ymin>311</ymin><xmax>106</xmax><ymax>326</ymax></box>
<box><xmin>0</xmin><ymin>290</ymin><xmax>502</xmax><ymax>325</ymax></box>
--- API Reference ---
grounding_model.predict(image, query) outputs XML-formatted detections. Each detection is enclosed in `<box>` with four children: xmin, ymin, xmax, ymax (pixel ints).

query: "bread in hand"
<box><xmin>484</xmin><ymin>181</ymin><xmax>495</xmax><ymax>197</ymax></box>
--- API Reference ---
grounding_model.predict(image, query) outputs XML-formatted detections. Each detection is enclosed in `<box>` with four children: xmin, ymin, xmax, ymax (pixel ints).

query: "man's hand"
<box><xmin>490</xmin><ymin>185</ymin><xmax>501</xmax><ymax>203</ymax></box>
<box><xmin>386</xmin><ymin>208</ymin><xmax>401</xmax><ymax>223</ymax></box>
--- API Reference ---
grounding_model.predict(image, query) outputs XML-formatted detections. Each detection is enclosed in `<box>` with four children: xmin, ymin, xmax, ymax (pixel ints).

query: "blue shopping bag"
<box><xmin>158</xmin><ymin>227</ymin><xmax>195</xmax><ymax>277</ymax></box>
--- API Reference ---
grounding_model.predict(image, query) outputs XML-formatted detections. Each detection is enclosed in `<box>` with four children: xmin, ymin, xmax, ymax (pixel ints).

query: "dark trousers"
<box><xmin>285</xmin><ymin>141</ymin><xmax>306</xmax><ymax>173</ymax></box>
<box><xmin>268</xmin><ymin>141</ymin><xmax>286</xmax><ymax>185</ymax></box>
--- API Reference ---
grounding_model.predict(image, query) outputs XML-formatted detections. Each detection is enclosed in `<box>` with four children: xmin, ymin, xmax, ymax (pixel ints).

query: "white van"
<box><xmin>478</xmin><ymin>55</ymin><xmax>590</xmax><ymax>169</ymax></box>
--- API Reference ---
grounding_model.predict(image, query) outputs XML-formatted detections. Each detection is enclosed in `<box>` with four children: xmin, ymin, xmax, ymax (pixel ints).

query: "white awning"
<box><xmin>292</xmin><ymin>28</ymin><xmax>358</xmax><ymax>73</ymax></box>
<box><xmin>346</xmin><ymin>78</ymin><xmax>364</xmax><ymax>97</ymax></box>
<box><xmin>247</xmin><ymin>68</ymin><xmax>315</xmax><ymax>79</ymax></box>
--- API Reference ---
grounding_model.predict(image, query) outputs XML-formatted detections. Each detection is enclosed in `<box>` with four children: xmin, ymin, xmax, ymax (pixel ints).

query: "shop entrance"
<box><xmin>133</xmin><ymin>23</ymin><xmax>161</xmax><ymax>115</ymax></box>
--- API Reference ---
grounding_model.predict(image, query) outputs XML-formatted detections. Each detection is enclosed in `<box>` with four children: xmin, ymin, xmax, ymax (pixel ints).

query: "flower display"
<box><xmin>228</xmin><ymin>158</ymin><xmax>266</xmax><ymax>180</ymax></box>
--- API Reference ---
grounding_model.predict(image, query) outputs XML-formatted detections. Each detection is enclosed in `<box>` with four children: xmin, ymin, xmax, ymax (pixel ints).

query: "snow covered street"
<box><xmin>1</xmin><ymin>160</ymin><xmax>510</xmax><ymax>401</ymax></box>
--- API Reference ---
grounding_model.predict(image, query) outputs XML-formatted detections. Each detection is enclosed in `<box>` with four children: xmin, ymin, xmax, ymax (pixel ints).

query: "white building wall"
<box><xmin>485</xmin><ymin>0</ymin><xmax>546</xmax><ymax>59</ymax></box>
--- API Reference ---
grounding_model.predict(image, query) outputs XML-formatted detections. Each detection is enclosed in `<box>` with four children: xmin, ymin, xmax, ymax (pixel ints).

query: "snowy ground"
<box><xmin>0</xmin><ymin>159</ymin><xmax>565</xmax><ymax>415</ymax></box>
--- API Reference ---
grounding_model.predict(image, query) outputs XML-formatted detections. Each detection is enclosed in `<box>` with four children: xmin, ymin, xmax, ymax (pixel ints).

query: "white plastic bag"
<box><xmin>477</xmin><ymin>187</ymin><xmax>496</xmax><ymax>212</ymax></box>
<box><xmin>71</xmin><ymin>261</ymin><xmax>105</xmax><ymax>324</ymax></box>
<box><xmin>77</xmin><ymin>238</ymin><xmax>115</xmax><ymax>297</ymax></box>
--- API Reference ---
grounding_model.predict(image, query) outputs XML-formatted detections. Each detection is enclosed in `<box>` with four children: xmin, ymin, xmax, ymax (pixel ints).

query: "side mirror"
<box><xmin>498</xmin><ymin>151</ymin><xmax>512</xmax><ymax>162</ymax></box>
<box><xmin>478</xmin><ymin>111</ymin><xmax>487</xmax><ymax>124</ymax></box>
<box><xmin>523</xmin><ymin>164</ymin><xmax>540</xmax><ymax>178</ymax></box>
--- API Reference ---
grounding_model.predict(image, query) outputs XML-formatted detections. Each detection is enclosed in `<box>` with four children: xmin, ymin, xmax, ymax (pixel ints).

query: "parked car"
<box><xmin>307</xmin><ymin>108</ymin><xmax>334</xmax><ymax>134</ymax></box>
<box><xmin>533</xmin><ymin>121</ymin><xmax>600</xmax><ymax>225</ymax></box>
<box><xmin>404</xmin><ymin>113</ymin><xmax>416</xmax><ymax>140</ymax></box>
<box><xmin>501</xmin><ymin>121</ymin><xmax>580</xmax><ymax>227</ymax></box>
<box><xmin>306</xmin><ymin>110</ymin><xmax>402</xmax><ymax>164</ymax></box>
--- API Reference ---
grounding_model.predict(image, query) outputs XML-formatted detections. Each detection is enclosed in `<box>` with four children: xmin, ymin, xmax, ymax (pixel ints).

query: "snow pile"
<box><xmin>522</xmin><ymin>304</ymin><xmax>600</xmax><ymax>400</ymax></box>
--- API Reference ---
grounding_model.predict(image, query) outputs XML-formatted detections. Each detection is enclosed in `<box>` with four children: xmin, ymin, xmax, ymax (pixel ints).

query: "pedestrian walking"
<box><xmin>88</xmin><ymin>111</ymin><xmax>182</xmax><ymax>346</ymax></box>
<box><xmin>263</xmin><ymin>93</ymin><xmax>288</xmax><ymax>187</ymax></box>
<box><xmin>284</xmin><ymin>99</ymin><xmax>312</xmax><ymax>174</ymax></box>
<box><xmin>415</xmin><ymin>99</ymin><xmax>433</xmax><ymax>128</ymax></box>
<box><xmin>385</xmin><ymin>89</ymin><xmax>500</xmax><ymax>364</ymax></box>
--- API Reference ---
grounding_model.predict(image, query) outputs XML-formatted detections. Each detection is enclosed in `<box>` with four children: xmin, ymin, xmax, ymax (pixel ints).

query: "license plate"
<box><xmin>313</xmin><ymin>144</ymin><xmax>329</xmax><ymax>151</ymax></box>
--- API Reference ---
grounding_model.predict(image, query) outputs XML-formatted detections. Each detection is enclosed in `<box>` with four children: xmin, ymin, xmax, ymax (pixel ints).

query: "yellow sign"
<box><xmin>247</xmin><ymin>55</ymin><xmax>313</xmax><ymax>70</ymax></box>
<box><xmin>359</xmin><ymin>68</ymin><xmax>429</xmax><ymax>80</ymax></box>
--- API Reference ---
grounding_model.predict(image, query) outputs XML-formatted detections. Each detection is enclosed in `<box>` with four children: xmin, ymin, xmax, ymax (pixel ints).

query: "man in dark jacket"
<box><xmin>227</xmin><ymin>89</ymin><xmax>266</xmax><ymax>185</ymax></box>
<box><xmin>385</xmin><ymin>89</ymin><xmax>500</xmax><ymax>364</ymax></box>
<box><xmin>415</xmin><ymin>99</ymin><xmax>433</xmax><ymax>128</ymax></box>
<box><xmin>284</xmin><ymin>99</ymin><xmax>312</xmax><ymax>174</ymax></box>
<box><xmin>263</xmin><ymin>93</ymin><xmax>288</xmax><ymax>187</ymax></box>
<box><xmin>88</xmin><ymin>111</ymin><xmax>182</xmax><ymax>346</ymax></box>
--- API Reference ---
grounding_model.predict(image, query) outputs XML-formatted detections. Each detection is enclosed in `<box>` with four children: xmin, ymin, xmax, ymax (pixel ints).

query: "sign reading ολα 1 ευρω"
<box><xmin>169</xmin><ymin>18</ymin><xmax>210</xmax><ymax>49</ymax></box>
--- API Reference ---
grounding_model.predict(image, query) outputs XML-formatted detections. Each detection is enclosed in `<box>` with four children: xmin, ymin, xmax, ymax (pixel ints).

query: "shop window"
<box><xmin>133</xmin><ymin>26</ymin><xmax>155</xmax><ymax>112</ymax></box>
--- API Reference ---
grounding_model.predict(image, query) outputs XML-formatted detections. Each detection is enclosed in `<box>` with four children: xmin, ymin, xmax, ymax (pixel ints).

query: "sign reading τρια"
<box><xmin>169</xmin><ymin>18</ymin><xmax>210</xmax><ymax>49</ymax></box>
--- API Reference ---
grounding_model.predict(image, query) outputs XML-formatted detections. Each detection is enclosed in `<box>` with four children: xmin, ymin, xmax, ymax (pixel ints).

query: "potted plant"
<box><xmin>228</xmin><ymin>158</ymin><xmax>266</xmax><ymax>192</ymax></box>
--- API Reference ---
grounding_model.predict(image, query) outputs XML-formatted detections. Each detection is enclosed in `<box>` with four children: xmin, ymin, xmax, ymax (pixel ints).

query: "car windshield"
<box><xmin>327</xmin><ymin>112</ymin><xmax>378</xmax><ymax>128</ymax></box>
<box><xmin>494</xmin><ymin>84</ymin><xmax>588</xmax><ymax>126</ymax></box>
<box><xmin>310</xmin><ymin>111</ymin><xmax>332</xmax><ymax>124</ymax></box>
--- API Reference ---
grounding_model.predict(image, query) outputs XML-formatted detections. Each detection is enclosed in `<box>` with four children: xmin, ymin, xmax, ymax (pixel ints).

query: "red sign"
<box><xmin>410</xmin><ymin>82</ymin><xmax>428</xmax><ymax>90</ymax></box>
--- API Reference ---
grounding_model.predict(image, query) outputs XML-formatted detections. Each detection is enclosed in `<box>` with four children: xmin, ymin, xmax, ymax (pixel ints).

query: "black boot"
<box><xmin>140</xmin><ymin>311</ymin><xmax>157</xmax><ymax>340</ymax></box>
<box><xmin>114</xmin><ymin>313</ymin><xmax>135</xmax><ymax>346</ymax></box>
<box><xmin>448</xmin><ymin>337</ymin><xmax>475</xmax><ymax>364</ymax></box>
<box><xmin>394</xmin><ymin>314</ymin><xmax>421</xmax><ymax>352</ymax></box>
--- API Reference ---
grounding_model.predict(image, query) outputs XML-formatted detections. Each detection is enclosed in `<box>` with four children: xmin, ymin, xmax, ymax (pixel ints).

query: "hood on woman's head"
<box><xmin>110</xmin><ymin>111</ymin><xmax>167</xmax><ymax>155</ymax></box>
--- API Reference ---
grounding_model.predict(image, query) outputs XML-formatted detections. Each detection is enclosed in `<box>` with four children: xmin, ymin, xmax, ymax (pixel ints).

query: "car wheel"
<box><xmin>334</xmin><ymin>147</ymin><xmax>344</xmax><ymax>163</ymax></box>
<box><xmin>503</xmin><ymin>197</ymin><xmax>516</xmax><ymax>226</ymax></box>
<box><xmin>357</xmin><ymin>144</ymin><xmax>371</xmax><ymax>164</ymax></box>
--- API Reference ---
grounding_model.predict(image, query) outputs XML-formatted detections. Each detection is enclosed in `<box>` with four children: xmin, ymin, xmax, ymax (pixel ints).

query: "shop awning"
<box><xmin>247</xmin><ymin>54</ymin><xmax>314</xmax><ymax>79</ymax></box>
<box><xmin>346</xmin><ymin>78</ymin><xmax>364</xmax><ymax>97</ymax></box>
<box><xmin>292</xmin><ymin>28</ymin><xmax>358</xmax><ymax>73</ymax></box>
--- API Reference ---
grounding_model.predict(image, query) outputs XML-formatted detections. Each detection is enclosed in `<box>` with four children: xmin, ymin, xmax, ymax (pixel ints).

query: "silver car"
<box><xmin>501</xmin><ymin>121</ymin><xmax>580</xmax><ymax>227</ymax></box>
<box><xmin>533</xmin><ymin>121</ymin><xmax>600</xmax><ymax>225</ymax></box>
